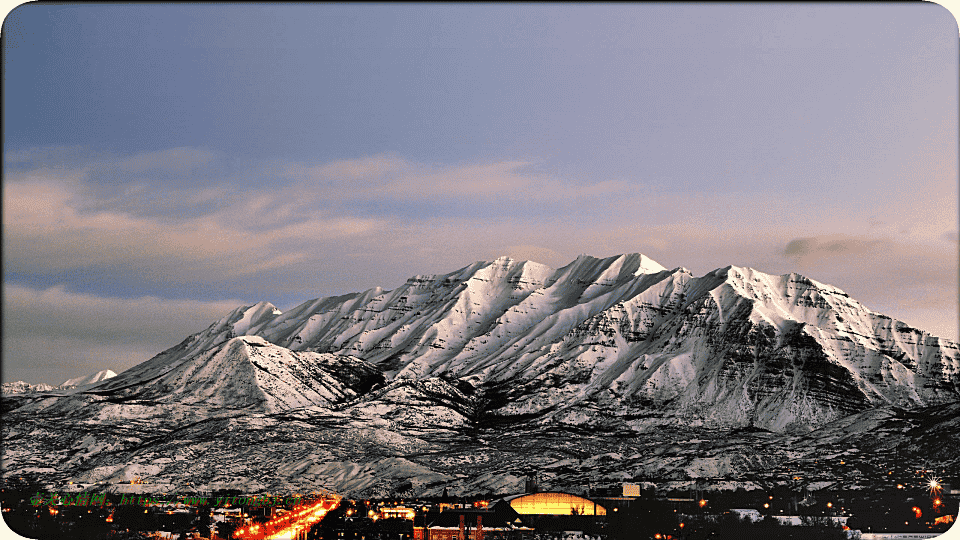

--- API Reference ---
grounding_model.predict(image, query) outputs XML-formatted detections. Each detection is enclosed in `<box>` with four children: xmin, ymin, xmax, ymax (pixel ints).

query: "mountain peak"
<box><xmin>61</xmin><ymin>369</ymin><xmax>117</xmax><ymax>388</ymax></box>
<box><xmin>233</xmin><ymin>301</ymin><xmax>282</xmax><ymax>335</ymax></box>
<box><xmin>623</xmin><ymin>252</ymin><xmax>668</xmax><ymax>274</ymax></box>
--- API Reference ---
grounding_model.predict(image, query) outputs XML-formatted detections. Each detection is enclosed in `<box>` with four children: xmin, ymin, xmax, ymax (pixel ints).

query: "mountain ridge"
<box><xmin>17</xmin><ymin>252</ymin><xmax>960</xmax><ymax>430</ymax></box>
<box><xmin>128</xmin><ymin>253</ymin><xmax>955</xmax><ymax>431</ymax></box>
<box><xmin>4</xmin><ymin>252</ymin><xmax>959</xmax><ymax>497</ymax></box>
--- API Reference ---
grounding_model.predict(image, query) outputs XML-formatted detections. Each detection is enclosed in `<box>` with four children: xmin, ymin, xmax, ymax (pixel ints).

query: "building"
<box><xmin>414</xmin><ymin>503</ymin><xmax>532</xmax><ymax>540</ymax></box>
<box><xmin>502</xmin><ymin>492</ymin><xmax>606</xmax><ymax>535</ymax></box>
<box><xmin>381</xmin><ymin>506</ymin><xmax>416</xmax><ymax>520</ymax></box>
<box><xmin>507</xmin><ymin>493</ymin><xmax>606</xmax><ymax>517</ymax></box>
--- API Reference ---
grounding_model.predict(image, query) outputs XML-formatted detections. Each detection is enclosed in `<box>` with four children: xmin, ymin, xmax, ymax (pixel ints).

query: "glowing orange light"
<box><xmin>935</xmin><ymin>515</ymin><xmax>955</xmax><ymax>525</ymax></box>
<box><xmin>934</xmin><ymin>498</ymin><xmax>943</xmax><ymax>508</ymax></box>
<box><xmin>763</xmin><ymin>503</ymin><xmax>769</xmax><ymax>509</ymax></box>
<box><xmin>698</xmin><ymin>499</ymin><xmax>707</xmax><ymax>508</ymax></box>
<box><xmin>912</xmin><ymin>507</ymin><xmax>922</xmax><ymax>519</ymax></box>
<box><xmin>827</xmin><ymin>503</ymin><xmax>832</xmax><ymax>508</ymax></box>
<box><xmin>654</xmin><ymin>535</ymin><xmax>661</xmax><ymax>539</ymax></box>
<box><xmin>928</xmin><ymin>477</ymin><xmax>943</xmax><ymax>498</ymax></box>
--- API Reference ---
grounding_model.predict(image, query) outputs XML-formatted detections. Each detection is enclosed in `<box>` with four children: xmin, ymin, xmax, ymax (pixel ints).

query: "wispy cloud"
<box><xmin>110</xmin><ymin>146</ymin><xmax>223</xmax><ymax>174</ymax></box>
<box><xmin>3</xmin><ymin>283</ymin><xmax>243</xmax><ymax>384</ymax></box>
<box><xmin>783</xmin><ymin>236</ymin><xmax>890</xmax><ymax>258</ymax></box>
<box><xmin>781</xmin><ymin>233</ymin><xmax>956</xmax><ymax>306</ymax></box>
<box><xmin>775</xmin><ymin>232</ymin><xmax>957</xmax><ymax>339</ymax></box>
<box><xmin>2</xmin><ymin>152</ymin><xmax>386</xmax><ymax>286</ymax></box>
<box><xmin>285</xmin><ymin>154</ymin><xmax>636</xmax><ymax>207</ymax></box>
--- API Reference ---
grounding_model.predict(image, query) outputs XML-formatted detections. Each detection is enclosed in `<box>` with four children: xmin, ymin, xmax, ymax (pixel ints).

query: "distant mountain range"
<box><xmin>3</xmin><ymin>254</ymin><xmax>959</xmax><ymax>497</ymax></box>
<box><xmin>3</xmin><ymin>369</ymin><xmax>116</xmax><ymax>394</ymax></box>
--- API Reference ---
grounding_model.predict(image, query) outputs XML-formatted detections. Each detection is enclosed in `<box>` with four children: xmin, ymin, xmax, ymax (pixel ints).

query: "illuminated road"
<box><xmin>233</xmin><ymin>497</ymin><xmax>340</xmax><ymax>540</ymax></box>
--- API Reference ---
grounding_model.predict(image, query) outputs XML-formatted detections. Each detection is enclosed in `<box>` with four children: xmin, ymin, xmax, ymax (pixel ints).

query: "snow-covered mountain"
<box><xmin>61</xmin><ymin>369</ymin><xmax>117</xmax><ymax>388</ymax></box>
<box><xmin>3</xmin><ymin>370</ymin><xmax>117</xmax><ymax>395</ymax></box>
<box><xmin>1</xmin><ymin>381</ymin><xmax>55</xmax><ymax>394</ymax></box>
<box><xmin>83</xmin><ymin>253</ymin><xmax>957</xmax><ymax>430</ymax></box>
<box><xmin>3</xmin><ymin>253</ymin><xmax>959</xmax><ymax>496</ymax></box>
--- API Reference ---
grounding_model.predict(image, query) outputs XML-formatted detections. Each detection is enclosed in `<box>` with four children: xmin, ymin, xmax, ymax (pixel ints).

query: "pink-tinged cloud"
<box><xmin>2</xmin><ymin>172</ymin><xmax>385</xmax><ymax>284</ymax></box>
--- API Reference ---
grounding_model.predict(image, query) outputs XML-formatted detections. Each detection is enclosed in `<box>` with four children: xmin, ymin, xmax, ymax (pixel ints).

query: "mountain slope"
<box><xmin>85</xmin><ymin>335</ymin><xmax>383</xmax><ymax>412</ymax></box>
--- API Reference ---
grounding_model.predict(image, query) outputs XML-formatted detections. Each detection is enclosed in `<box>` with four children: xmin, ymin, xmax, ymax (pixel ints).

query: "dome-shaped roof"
<box><xmin>508</xmin><ymin>492</ymin><xmax>606</xmax><ymax>516</ymax></box>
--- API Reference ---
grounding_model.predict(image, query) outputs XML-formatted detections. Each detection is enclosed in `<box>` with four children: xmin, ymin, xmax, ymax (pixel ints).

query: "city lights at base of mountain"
<box><xmin>232</xmin><ymin>499</ymin><xmax>336</xmax><ymax>540</ymax></box>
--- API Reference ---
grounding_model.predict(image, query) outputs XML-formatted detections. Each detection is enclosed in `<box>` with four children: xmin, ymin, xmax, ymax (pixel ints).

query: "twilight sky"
<box><xmin>3</xmin><ymin>4</ymin><xmax>958</xmax><ymax>385</ymax></box>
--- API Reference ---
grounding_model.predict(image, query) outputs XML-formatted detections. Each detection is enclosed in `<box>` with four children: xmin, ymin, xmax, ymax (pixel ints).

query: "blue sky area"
<box><xmin>3</xmin><ymin>4</ymin><xmax>958</xmax><ymax>384</ymax></box>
